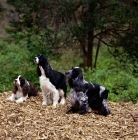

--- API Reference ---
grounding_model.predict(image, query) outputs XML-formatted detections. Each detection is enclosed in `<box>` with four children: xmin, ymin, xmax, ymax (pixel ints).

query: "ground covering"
<box><xmin>0</xmin><ymin>92</ymin><xmax>138</xmax><ymax>140</ymax></box>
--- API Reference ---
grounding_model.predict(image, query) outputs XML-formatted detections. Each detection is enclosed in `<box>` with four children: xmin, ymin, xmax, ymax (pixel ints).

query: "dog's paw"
<box><xmin>52</xmin><ymin>102</ymin><xmax>58</xmax><ymax>107</ymax></box>
<box><xmin>66</xmin><ymin>107</ymin><xmax>78</xmax><ymax>114</ymax></box>
<box><xmin>42</xmin><ymin>101</ymin><xmax>47</xmax><ymax>105</ymax></box>
<box><xmin>59</xmin><ymin>97</ymin><xmax>66</xmax><ymax>105</ymax></box>
<box><xmin>16</xmin><ymin>98</ymin><xmax>24</xmax><ymax>103</ymax></box>
<box><xmin>6</xmin><ymin>95</ymin><xmax>15</xmax><ymax>102</ymax></box>
<box><xmin>101</xmin><ymin>108</ymin><xmax>111</xmax><ymax>116</ymax></box>
<box><xmin>79</xmin><ymin>110</ymin><xmax>87</xmax><ymax>115</ymax></box>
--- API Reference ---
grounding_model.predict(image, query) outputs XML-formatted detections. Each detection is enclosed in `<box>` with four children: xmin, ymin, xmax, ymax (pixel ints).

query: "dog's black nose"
<box><xmin>34</xmin><ymin>57</ymin><xmax>37</xmax><ymax>63</ymax></box>
<box><xmin>34</xmin><ymin>57</ymin><xmax>36</xmax><ymax>60</ymax></box>
<box><xmin>65</xmin><ymin>71</ymin><xmax>69</xmax><ymax>75</ymax></box>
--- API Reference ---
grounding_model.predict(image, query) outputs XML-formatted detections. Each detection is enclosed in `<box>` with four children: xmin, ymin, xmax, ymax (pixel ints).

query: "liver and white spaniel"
<box><xmin>7</xmin><ymin>75</ymin><xmax>38</xmax><ymax>103</ymax></box>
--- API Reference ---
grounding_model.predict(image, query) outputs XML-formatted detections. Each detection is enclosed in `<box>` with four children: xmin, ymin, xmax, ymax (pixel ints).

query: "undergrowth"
<box><xmin>0</xmin><ymin>40</ymin><xmax>137</xmax><ymax>103</ymax></box>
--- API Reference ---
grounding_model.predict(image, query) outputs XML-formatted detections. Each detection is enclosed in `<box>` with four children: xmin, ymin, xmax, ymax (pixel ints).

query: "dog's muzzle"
<box><xmin>14</xmin><ymin>79</ymin><xmax>20</xmax><ymax>86</ymax></box>
<box><xmin>34</xmin><ymin>57</ymin><xmax>39</xmax><ymax>64</ymax></box>
<box><xmin>65</xmin><ymin>70</ymin><xmax>72</xmax><ymax>78</ymax></box>
<box><xmin>65</xmin><ymin>71</ymin><xmax>69</xmax><ymax>76</ymax></box>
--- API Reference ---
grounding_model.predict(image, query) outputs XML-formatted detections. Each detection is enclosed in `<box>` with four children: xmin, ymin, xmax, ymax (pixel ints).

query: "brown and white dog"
<box><xmin>7</xmin><ymin>75</ymin><xmax>38</xmax><ymax>103</ymax></box>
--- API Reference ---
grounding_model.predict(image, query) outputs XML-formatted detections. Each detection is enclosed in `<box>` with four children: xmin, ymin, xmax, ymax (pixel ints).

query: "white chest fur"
<box><xmin>15</xmin><ymin>90</ymin><xmax>23</xmax><ymax>99</ymax></box>
<box><xmin>7</xmin><ymin>86</ymin><xmax>28</xmax><ymax>103</ymax></box>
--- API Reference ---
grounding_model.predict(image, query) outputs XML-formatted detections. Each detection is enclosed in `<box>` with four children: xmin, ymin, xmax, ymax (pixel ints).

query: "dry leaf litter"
<box><xmin>0</xmin><ymin>91</ymin><xmax>138</xmax><ymax>140</ymax></box>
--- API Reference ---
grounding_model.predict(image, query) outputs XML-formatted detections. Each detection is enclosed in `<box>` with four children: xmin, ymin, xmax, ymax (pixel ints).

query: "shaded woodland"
<box><xmin>0</xmin><ymin>0</ymin><xmax>138</xmax><ymax>101</ymax></box>
<box><xmin>0</xmin><ymin>1</ymin><xmax>138</xmax><ymax>139</ymax></box>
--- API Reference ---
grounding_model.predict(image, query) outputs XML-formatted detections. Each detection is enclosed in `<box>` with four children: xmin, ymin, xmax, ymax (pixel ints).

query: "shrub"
<box><xmin>0</xmin><ymin>39</ymin><xmax>137</xmax><ymax>103</ymax></box>
<box><xmin>0</xmin><ymin>41</ymin><xmax>38</xmax><ymax>92</ymax></box>
<box><xmin>83</xmin><ymin>64</ymin><xmax>138</xmax><ymax>103</ymax></box>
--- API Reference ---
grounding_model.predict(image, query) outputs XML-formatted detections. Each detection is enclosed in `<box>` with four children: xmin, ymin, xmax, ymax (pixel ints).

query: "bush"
<box><xmin>0</xmin><ymin>41</ymin><xmax>38</xmax><ymax>92</ymax></box>
<box><xmin>0</xmin><ymin>38</ymin><xmax>137</xmax><ymax>103</ymax></box>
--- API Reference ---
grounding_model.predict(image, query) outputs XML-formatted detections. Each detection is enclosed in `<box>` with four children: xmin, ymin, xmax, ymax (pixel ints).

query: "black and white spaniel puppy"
<box><xmin>34</xmin><ymin>54</ymin><xmax>67</xmax><ymax>107</ymax></box>
<box><xmin>65</xmin><ymin>67</ymin><xmax>110</xmax><ymax>116</ymax></box>
<box><xmin>7</xmin><ymin>75</ymin><xmax>38</xmax><ymax>103</ymax></box>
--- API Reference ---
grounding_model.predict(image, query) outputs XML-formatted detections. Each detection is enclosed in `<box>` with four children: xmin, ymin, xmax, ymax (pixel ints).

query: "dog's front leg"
<box><xmin>79</xmin><ymin>94</ymin><xmax>89</xmax><ymax>115</ymax></box>
<box><xmin>52</xmin><ymin>90</ymin><xmax>59</xmax><ymax>107</ymax></box>
<box><xmin>100</xmin><ymin>99</ymin><xmax>110</xmax><ymax>116</ymax></box>
<box><xmin>16</xmin><ymin>95</ymin><xmax>28</xmax><ymax>103</ymax></box>
<box><xmin>6</xmin><ymin>94</ymin><xmax>16</xmax><ymax>102</ymax></box>
<box><xmin>80</xmin><ymin>105</ymin><xmax>89</xmax><ymax>114</ymax></box>
<box><xmin>46</xmin><ymin>92</ymin><xmax>52</xmax><ymax>105</ymax></box>
<box><xmin>79</xmin><ymin>100</ymin><xmax>89</xmax><ymax>114</ymax></box>
<box><xmin>58</xmin><ymin>89</ymin><xmax>66</xmax><ymax>105</ymax></box>
<box><xmin>42</xmin><ymin>92</ymin><xmax>48</xmax><ymax>105</ymax></box>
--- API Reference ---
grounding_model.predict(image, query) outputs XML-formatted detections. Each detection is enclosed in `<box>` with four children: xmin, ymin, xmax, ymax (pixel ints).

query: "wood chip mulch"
<box><xmin>0</xmin><ymin>91</ymin><xmax>138</xmax><ymax>140</ymax></box>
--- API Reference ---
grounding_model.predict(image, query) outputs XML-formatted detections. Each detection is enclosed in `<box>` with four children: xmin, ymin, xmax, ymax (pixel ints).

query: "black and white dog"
<box><xmin>7</xmin><ymin>75</ymin><xmax>38</xmax><ymax>103</ymax></box>
<box><xmin>65</xmin><ymin>67</ymin><xmax>110</xmax><ymax>116</ymax></box>
<box><xmin>34</xmin><ymin>54</ymin><xmax>67</xmax><ymax>107</ymax></box>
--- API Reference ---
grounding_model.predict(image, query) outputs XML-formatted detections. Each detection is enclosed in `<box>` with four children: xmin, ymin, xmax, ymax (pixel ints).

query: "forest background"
<box><xmin>0</xmin><ymin>0</ymin><xmax>138</xmax><ymax>103</ymax></box>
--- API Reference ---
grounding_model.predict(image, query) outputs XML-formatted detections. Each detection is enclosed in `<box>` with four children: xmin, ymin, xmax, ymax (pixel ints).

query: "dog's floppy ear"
<box><xmin>73</xmin><ymin>73</ymin><xmax>83</xmax><ymax>84</ymax></box>
<box><xmin>78</xmin><ymin>73</ymin><xmax>83</xmax><ymax>80</ymax></box>
<box><xmin>73</xmin><ymin>73</ymin><xmax>83</xmax><ymax>82</ymax></box>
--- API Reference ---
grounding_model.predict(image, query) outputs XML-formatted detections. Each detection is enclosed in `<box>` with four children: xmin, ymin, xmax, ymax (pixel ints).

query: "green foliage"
<box><xmin>84</xmin><ymin>68</ymin><xmax>138</xmax><ymax>103</ymax></box>
<box><xmin>6</xmin><ymin>0</ymin><xmax>138</xmax><ymax>69</ymax></box>
<box><xmin>0</xmin><ymin>0</ymin><xmax>138</xmax><ymax>104</ymax></box>
<box><xmin>83</xmin><ymin>46</ymin><xmax>138</xmax><ymax>103</ymax></box>
<box><xmin>0</xmin><ymin>39</ymin><xmax>137</xmax><ymax>103</ymax></box>
<box><xmin>0</xmin><ymin>41</ymin><xmax>39</xmax><ymax>92</ymax></box>
<box><xmin>50</xmin><ymin>49</ymin><xmax>82</xmax><ymax>72</ymax></box>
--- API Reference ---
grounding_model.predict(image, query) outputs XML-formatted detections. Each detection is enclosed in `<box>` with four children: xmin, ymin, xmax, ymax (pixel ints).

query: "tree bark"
<box><xmin>94</xmin><ymin>33</ymin><xmax>102</xmax><ymax>68</ymax></box>
<box><xmin>87</xmin><ymin>30</ymin><xmax>94</xmax><ymax>69</ymax></box>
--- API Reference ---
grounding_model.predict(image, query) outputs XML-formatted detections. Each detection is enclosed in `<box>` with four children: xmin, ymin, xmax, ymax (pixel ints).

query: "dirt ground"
<box><xmin>0</xmin><ymin>91</ymin><xmax>138</xmax><ymax>140</ymax></box>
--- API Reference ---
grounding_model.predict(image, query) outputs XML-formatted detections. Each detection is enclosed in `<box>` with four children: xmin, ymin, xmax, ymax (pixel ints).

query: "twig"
<box><xmin>120</xmin><ymin>132</ymin><xmax>135</xmax><ymax>138</ymax></box>
<box><xmin>130</xmin><ymin>113</ymin><xmax>138</xmax><ymax>122</ymax></box>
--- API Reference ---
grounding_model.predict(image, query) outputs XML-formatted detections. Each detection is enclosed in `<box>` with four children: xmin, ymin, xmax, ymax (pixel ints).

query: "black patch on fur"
<box><xmin>34</xmin><ymin>54</ymin><xmax>67</xmax><ymax>97</ymax></box>
<box><xmin>65</xmin><ymin>67</ymin><xmax>110</xmax><ymax>116</ymax></box>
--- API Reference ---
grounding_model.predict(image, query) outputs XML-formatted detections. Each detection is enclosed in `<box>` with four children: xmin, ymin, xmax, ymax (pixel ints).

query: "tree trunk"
<box><xmin>78</xmin><ymin>38</ymin><xmax>87</xmax><ymax>71</ymax></box>
<box><xmin>79</xmin><ymin>30</ymin><xmax>94</xmax><ymax>70</ymax></box>
<box><xmin>87</xmin><ymin>30</ymin><xmax>94</xmax><ymax>69</ymax></box>
<box><xmin>94</xmin><ymin>34</ymin><xmax>101</xmax><ymax>68</ymax></box>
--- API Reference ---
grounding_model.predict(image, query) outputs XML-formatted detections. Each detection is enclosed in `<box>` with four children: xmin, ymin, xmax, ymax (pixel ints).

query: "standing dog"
<box><xmin>39</xmin><ymin>65</ymin><xmax>57</xmax><ymax>106</ymax></box>
<box><xmin>7</xmin><ymin>75</ymin><xmax>38</xmax><ymax>103</ymax></box>
<box><xmin>34</xmin><ymin>54</ymin><xmax>67</xmax><ymax>107</ymax></box>
<box><xmin>65</xmin><ymin>67</ymin><xmax>110</xmax><ymax>116</ymax></box>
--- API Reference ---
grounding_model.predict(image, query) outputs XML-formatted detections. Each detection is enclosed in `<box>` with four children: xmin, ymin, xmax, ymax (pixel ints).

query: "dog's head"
<box><xmin>34</xmin><ymin>54</ymin><xmax>48</xmax><ymax>66</ymax></box>
<box><xmin>65</xmin><ymin>67</ymin><xmax>83</xmax><ymax>80</ymax></box>
<box><xmin>14</xmin><ymin>75</ymin><xmax>26</xmax><ymax>87</ymax></box>
<box><xmin>65</xmin><ymin>67</ymin><xmax>84</xmax><ymax>88</ymax></box>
